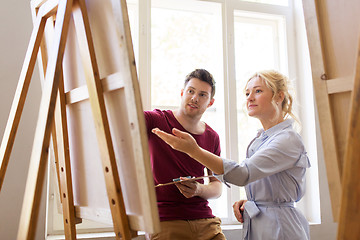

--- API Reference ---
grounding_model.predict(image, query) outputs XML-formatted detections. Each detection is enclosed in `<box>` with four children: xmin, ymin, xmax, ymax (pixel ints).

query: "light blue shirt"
<box><xmin>216</xmin><ymin>119</ymin><xmax>311</xmax><ymax>240</ymax></box>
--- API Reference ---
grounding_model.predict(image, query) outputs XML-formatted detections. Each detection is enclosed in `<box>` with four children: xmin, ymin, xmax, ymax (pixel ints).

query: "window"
<box><xmin>137</xmin><ymin>0</ymin><xmax>320</xmax><ymax>226</ymax></box>
<box><xmin>47</xmin><ymin>0</ymin><xmax>325</xmax><ymax>238</ymax></box>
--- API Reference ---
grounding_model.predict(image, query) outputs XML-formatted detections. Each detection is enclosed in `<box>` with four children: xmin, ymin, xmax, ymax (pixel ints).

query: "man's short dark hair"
<box><xmin>184</xmin><ymin>69</ymin><xmax>216</xmax><ymax>98</ymax></box>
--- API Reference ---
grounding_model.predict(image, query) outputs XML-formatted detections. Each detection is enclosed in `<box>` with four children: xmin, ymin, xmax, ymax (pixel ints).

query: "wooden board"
<box><xmin>33</xmin><ymin>0</ymin><xmax>160</xmax><ymax>235</ymax></box>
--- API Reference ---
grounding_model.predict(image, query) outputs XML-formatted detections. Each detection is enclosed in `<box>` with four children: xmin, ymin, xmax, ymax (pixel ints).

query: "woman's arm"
<box><xmin>152</xmin><ymin>128</ymin><xmax>224</xmax><ymax>174</ymax></box>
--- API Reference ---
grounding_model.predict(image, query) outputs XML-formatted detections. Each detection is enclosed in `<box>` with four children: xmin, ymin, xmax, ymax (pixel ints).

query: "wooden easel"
<box><xmin>302</xmin><ymin>0</ymin><xmax>342</xmax><ymax>221</ymax></box>
<box><xmin>302</xmin><ymin>0</ymin><xmax>360</xmax><ymax>238</ymax></box>
<box><xmin>0</xmin><ymin>0</ymin><xmax>141</xmax><ymax>239</ymax></box>
<box><xmin>337</xmin><ymin>36</ymin><xmax>360</xmax><ymax>239</ymax></box>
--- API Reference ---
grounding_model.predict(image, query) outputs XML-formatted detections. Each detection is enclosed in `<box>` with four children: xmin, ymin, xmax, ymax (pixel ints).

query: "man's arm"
<box><xmin>197</xmin><ymin>177</ymin><xmax>222</xmax><ymax>199</ymax></box>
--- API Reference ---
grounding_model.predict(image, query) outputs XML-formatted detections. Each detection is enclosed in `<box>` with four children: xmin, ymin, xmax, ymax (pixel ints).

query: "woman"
<box><xmin>152</xmin><ymin>70</ymin><xmax>310</xmax><ymax>240</ymax></box>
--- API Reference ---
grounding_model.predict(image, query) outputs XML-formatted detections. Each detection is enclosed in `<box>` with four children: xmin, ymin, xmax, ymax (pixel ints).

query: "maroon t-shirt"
<box><xmin>144</xmin><ymin>109</ymin><xmax>221</xmax><ymax>221</ymax></box>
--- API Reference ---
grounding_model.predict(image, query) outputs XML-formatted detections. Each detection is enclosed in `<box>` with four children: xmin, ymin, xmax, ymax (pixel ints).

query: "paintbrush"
<box><xmin>155</xmin><ymin>175</ymin><xmax>215</xmax><ymax>188</ymax></box>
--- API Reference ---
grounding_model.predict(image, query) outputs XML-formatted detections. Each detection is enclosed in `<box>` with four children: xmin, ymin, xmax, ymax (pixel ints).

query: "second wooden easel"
<box><xmin>0</xmin><ymin>0</ymin><xmax>143</xmax><ymax>239</ymax></box>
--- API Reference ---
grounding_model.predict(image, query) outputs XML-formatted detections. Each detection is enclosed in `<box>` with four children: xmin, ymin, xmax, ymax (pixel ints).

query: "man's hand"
<box><xmin>175</xmin><ymin>177</ymin><xmax>202</xmax><ymax>198</ymax></box>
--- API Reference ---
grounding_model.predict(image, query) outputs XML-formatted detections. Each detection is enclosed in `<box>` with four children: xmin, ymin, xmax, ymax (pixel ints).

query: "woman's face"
<box><xmin>245</xmin><ymin>76</ymin><xmax>277</xmax><ymax>122</ymax></box>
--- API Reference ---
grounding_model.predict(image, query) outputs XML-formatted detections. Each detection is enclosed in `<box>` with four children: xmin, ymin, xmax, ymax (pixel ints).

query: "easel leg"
<box><xmin>53</xmin><ymin>72</ymin><xmax>77</xmax><ymax>239</ymax></box>
<box><xmin>17</xmin><ymin>0</ymin><xmax>74</xmax><ymax>239</ymax></box>
<box><xmin>34</xmin><ymin>6</ymin><xmax>79</xmax><ymax>239</ymax></box>
<box><xmin>337</xmin><ymin>36</ymin><xmax>360</xmax><ymax>240</ymax></box>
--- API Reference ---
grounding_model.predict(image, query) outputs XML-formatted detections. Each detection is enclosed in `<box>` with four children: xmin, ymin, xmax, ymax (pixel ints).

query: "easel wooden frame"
<box><xmin>302</xmin><ymin>1</ymin><xmax>360</xmax><ymax>238</ymax></box>
<box><xmin>1</xmin><ymin>0</ymin><xmax>78</xmax><ymax>238</ymax></box>
<box><xmin>0</xmin><ymin>0</ymin><xmax>159</xmax><ymax>239</ymax></box>
<box><xmin>336</xmin><ymin>36</ymin><xmax>360</xmax><ymax>239</ymax></box>
<box><xmin>302</xmin><ymin>0</ymin><xmax>342</xmax><ymax>221</ymax></box>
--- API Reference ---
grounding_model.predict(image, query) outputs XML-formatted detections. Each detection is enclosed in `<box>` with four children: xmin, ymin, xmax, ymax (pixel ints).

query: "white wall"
<box><xmin>0</xmin><ymin>1</ymin><xmax>46</xmax><ymax>240</ymax></box>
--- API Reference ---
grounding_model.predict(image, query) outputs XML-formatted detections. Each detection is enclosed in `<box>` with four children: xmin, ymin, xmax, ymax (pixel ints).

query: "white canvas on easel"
<box><xmin>35</xmin><ymin>0</ymin><xmax>160</xmax><ymax>234</ymax></box>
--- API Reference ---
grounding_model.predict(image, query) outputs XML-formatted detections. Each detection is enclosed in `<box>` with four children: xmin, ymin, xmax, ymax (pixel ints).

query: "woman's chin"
<box><xmin>247</xmin><ymin>111</ymin><xmax>256</xmax><ymax>117</ymax></box>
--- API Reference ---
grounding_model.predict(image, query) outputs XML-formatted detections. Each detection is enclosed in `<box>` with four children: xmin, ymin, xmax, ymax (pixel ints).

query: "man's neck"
<box><xmin>173</xmin><ymin>110</ymin><xmax>205</xmax><ymax>135</ymax></box>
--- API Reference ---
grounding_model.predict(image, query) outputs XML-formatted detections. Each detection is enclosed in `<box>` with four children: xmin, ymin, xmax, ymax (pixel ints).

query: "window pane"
<box><xmin>233</xmin><ymin>11</ymin><xmax>287</xmax><ymax>201</ymax></box>
<box><xmin>234</xmin><ymin>16</ymin><xmax>277</xmax><ymax>158</ymax></box>
<box><xmin>151</xmin><ymin>0</ymin><xmax>227</xmax><ymax>218</ymax></box>
<box><xmin>151</xmin><ymin>1</ymin><xmax>223</xmax><ymax>108</ymax></box>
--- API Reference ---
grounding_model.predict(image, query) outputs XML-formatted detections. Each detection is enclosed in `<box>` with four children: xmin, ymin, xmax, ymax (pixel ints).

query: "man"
<box><xmin>145</xmin><ymin>69</ymin><xmax>226</xmax><ymax>240</ymax></box>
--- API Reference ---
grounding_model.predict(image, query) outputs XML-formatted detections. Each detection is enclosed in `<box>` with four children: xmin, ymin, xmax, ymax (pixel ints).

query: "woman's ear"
<box><xmin>277</xmin><ymin>91</ymin><xmax>285</xmax><ymax>103</ymax></box>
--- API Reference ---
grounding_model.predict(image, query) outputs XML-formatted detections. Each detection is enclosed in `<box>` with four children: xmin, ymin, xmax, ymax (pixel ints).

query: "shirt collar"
<box><xmin>257</xmin><ymin>119</ymin><xmax>294</xmax><ymax>138</ymax></box>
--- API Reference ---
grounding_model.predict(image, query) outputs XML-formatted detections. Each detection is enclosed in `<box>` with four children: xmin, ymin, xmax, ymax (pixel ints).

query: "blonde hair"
<box><xmin>245</xmin><ymin>70</ymin><xmax>299</xmax><ymax>123</ymax></box>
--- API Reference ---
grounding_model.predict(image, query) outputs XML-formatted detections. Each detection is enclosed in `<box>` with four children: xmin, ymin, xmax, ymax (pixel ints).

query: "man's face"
<box><xmin>180</xmin><ymin>78</ymin><xmax>214</xmax><ymax>118</ymax></box>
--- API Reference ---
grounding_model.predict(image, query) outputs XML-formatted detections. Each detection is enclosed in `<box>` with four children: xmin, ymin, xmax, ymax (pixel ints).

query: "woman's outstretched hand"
<box><xmin>152</xmin><ymin>127</ymin><xmax>225</xmax><ymax>175</ymax></box>
<box><xmin>151</xmin><ymin>128</ymin><xmax>199</xmax><ymax>156</ymax></box>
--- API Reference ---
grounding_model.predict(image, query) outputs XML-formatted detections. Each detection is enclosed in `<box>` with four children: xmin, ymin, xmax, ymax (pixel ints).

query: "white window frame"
<box><xmin>137</xmin><ymin>0</ymin><xmax>335</xmax><ymax>236</ymax></box>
